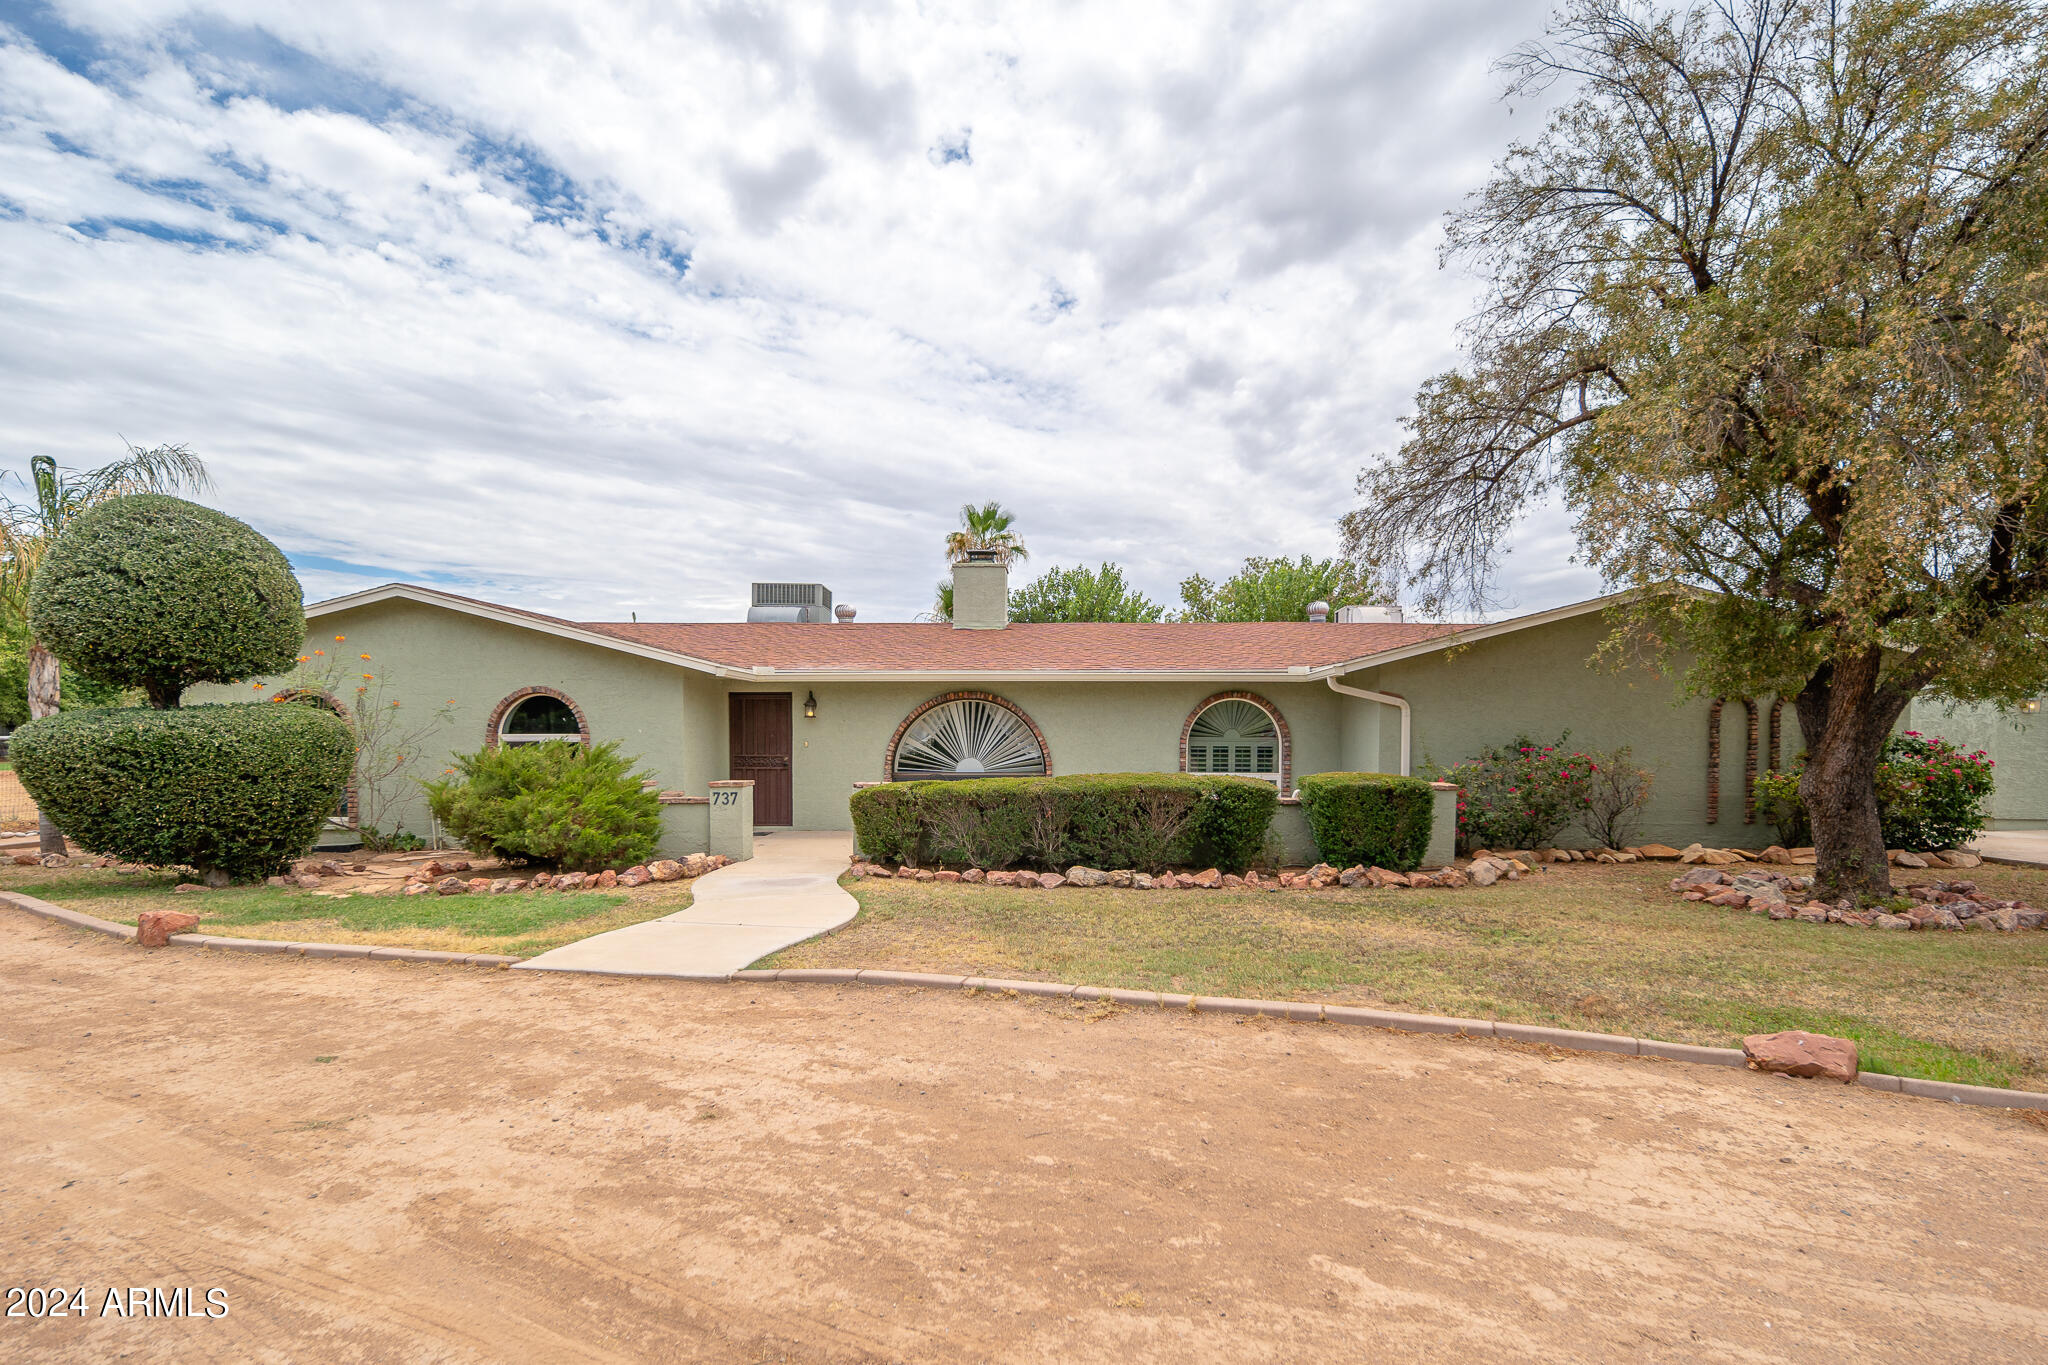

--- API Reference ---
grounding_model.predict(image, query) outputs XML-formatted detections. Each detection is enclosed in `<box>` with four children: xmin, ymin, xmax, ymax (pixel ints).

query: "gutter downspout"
<box><xmin>1325</xmin><ymin>675</ymin><xmax>1411</xmax><ymax>776</ymax></box>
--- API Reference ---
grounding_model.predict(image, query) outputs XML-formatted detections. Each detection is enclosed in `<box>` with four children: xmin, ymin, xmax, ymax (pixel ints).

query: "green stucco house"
<box><xmin>196</xmin><ymin>550</ymin><xmax>2047</xmax><ymax>856</ymax></box>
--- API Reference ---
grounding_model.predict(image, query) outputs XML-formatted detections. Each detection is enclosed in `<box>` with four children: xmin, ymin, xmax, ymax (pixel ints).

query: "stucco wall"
<box><xmin>189</xmin><ymin>599</ymin><xmax>693</xmax><ymax>840</ymax></box>
<box><xmin>1343</xmin><ymin>611</ymin><xmax>1806</xmax><ymax>849</ymax></box>
<box><xmin>704</xmin><ymin>679</ymin><xmax>1348</xmax><ymax>832</ymax></box>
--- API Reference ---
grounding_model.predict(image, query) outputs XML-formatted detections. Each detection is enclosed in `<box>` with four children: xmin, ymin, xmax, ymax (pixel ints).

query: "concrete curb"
<box><xmin>0</xmin><ymin>891</ymin><xmax>516</xmax><ymax>969</ymax></box>
<box><xmin>728</xmin><ymin>966</ymin><xmax>2048</xmax><ymax>1113</ymax></box>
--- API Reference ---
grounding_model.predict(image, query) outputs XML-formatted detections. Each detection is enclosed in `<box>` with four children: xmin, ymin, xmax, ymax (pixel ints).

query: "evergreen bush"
<box><xmin>28</xmin><ymin>494</ymin><xmax>303</xmax><ymax>708</ymax></box>
<box><xmin>424</xmin><ymin>740</ymin><xmax>661</xmax><ymax>871</ymax></box>
<box><xmin>848</xmin><ymin>773</ymin><xmax>1278</xmax><ymax>873</ymax></box>
<box><xmin>1295</xmin><ymin>772</ymin><xmax>1436</xmax><ymax>871</ymax></box>
<box><xmin>10</xmin><ymin>702</ymin><xmax>353</xmax><ymax>882</ymax></box>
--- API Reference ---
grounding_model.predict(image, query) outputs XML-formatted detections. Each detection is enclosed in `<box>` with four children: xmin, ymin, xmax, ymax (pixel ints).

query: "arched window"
<box><xmin>489</xmin><ymin>688</ymin><xmax>588</xmax><ymax>748</ymax></box>
<box><xmin>889</xmin><ymin>693</ymin><xmax>1048</xmax><ymax>781</ymax></box>
<box><xmin>1182</xmin><ymin>694</ymin><xmax>1287</xmax><ymax>786</ymax></box>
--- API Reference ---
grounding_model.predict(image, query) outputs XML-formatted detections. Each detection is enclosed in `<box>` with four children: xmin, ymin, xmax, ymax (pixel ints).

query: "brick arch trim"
<box><xmin>1179</xmin><ymin>691</ymin><xmax>1292</xmax><ymax>790</ymax></box>
<box><xmin>884</xmin><ymin>691</ymin><xmax>1052</xmax><ymax>780</ymax></box>
<box><xmin>486</xmin><ymin>686</ymin><xmax>591</xmax><ymax>749</ymax></box>
<box><xmin>270</xmin><ymin>689</ymin><xmax>358</xmax><ymax>827</ymax></box>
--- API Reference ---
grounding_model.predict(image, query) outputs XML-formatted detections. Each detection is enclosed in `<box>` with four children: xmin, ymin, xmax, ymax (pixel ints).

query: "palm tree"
<box><xmin>1</xmin><ymin>444</ymin><xmax>211</xmax><ymax>854</ymax></box>
<box><xmin>944</xmin><ymin>501</ymin><xmax>1029</xmax><ymax>565</ymax></box>
<box><xmin>929</xmin><ymin>502</ymin><xmax>1028</xmax><ymax>621</ymax></box>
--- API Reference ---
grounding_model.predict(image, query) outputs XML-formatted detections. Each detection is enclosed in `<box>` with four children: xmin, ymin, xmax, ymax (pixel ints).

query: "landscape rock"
<box><xmin>961</xmin><ymin>868</ymin><xmax>986</xmax><ymax>884</ymax></box>
<box><xmin>1758</xmin><ymin>846</ymin><xmax>1794</xmax><ymax>865</ymax></box>
<box><xmin>617</xmin><ymin>871</ymin><xmax>650</xmax><ymax>887</ymax></box>
<box><xmin>432</xmin><ymin>876</ymin><xmax>466</xmax><ymax>895</ymax></box>
<box><xmin>1130</xmin><ymin>873</ymin><xmax>1155</xmax><ymax>890</ymax></box>
<box><xmin>40</xmin><ymin>854</ymin><xmax>69</xmax><ymax>868</ymax></box>
<box><xmin>295</xmin><ymin>874</ymin><xmax>324</xmax><ymax>890</ymax></box>
<box><xmin>1891</xmin><ymin>850</ymin><xmax>1928</xmax><ymax>868</ymax></box>
<box><xmin>1468</xmin><ymin>861</ymin><xmax>1502</xmax><ymax>887</ymax></box>
<box><xmin>404</xmin><ymin>882</ymin><xmax>433</xmax><ymax>896</ymax></box>
<box><xmin>171</xmin><ymin>882</ymin><xmax>206</xmax><ymax>893</ymax></box>
<box><xmin>1742</xmin><ymin>1029</ymin><xmax>1858</xmax><ymax>1082</ymax></box>
<box><xmin>11</xmin><ymin>853</ymin><xmax>40</xmax><ymax>866</ymax></box>
<box><xmin>913</xmin><ymin>869</ymin><xmax>935</xmax><ymax>882</ymax></box>
<box><xmin>933</xmin><ymin>870</ymin><xmax>962</xmax><ymax>882</ymax></box>
<box><xmin>1106</xmin><ymin>869</ymin><xmax>1133</xmax><ymax>887</ymax></box>
<box><xmin>555</xmin><ymin>872</ymin><xmax>586</xmax><ymax>891</ymax></box>
<box><xmin>265</xmin><ymin>875</ymin><xmax>293</xmax><ymax>888</ymax></box>
<box><xmin>648</xmin><ymin>859</ymin><xmax>683</xmax><ymax>882</ymax></box>
<box><xmin>1065</xmin><ymin>866</ymin><xmax>1111</xmax><ymax>887</ymax></box>
<box><xmin>1637</xmin><ymin>843</ymin><xmax>1684</xmax><ymax>859</ymax></box>
<box><xmin>489</xmin><ymin>878</ymin><xmax>518</xmax><ymax>894</ymax></box>
<box><xmin>137</xmin><ymin>910</ymin><xmax>200</xmax><ymax>947</ymax></box>
<box><xmin>895</xmin><ymin>865</ymin><xmax>921</xmax><ymax>879</ymax></box>
<box><xmin>1038</xmin><ymin>873</ymin><xmax>1067</xmax><ymax>889</ymax></box>
<box><xmin>1942</xmin><ymin>850</ymin><xmax>1983</xmax><ymax>868</ymax></box>
<box><xmin>1872</xmin><ymin>912</ymin><xmax>1912</xmax><ymax>930</ymax></box>
<box><xmin>1338</xmin><ymin>865</ymin><xmax>1368</xmax><ymax>888</ymax></box>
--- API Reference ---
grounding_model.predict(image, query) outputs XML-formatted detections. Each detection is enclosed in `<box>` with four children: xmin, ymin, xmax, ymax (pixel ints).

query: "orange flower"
<box><xmin>296</xmin><ymin>655</ymin><xmax>309</xmax><ymax>663</ymax></box>
<box><xmin>359</xmin><ymin>653</ymin><xmax>371</xmax><ymax>661</ymax></box>
<box><xmin>334</xmin><ymin>635</ymin><xmax>345</xmax><ymax>642</ymax></box>
<box><xmin>251</xmin><ymin>682</ymin><xmax>263</xmax><ymax>690</ymax></box>
<box><xmin>356</xmin><ymin>686</ymin><xmax>368</xmax><ymax>694</ymax></box>
<box><xmin>313</xmin><ymin>649</ymin><xmax>325</xmax><ymax>657</ymax></box>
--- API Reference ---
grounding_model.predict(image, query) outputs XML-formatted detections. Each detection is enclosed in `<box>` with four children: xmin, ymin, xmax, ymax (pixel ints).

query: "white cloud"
<box><xmin>0</xmin><ymin>0</ymin><xmax>1581</xmax><ymax>622</ymax></box>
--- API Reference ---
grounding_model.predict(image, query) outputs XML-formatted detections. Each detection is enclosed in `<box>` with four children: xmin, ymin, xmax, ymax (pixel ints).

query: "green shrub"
<box><xmin>1433</xmin><ymin>733</ymin><xmax>1595</xmax><ymax>852</ymax></box>
<box><xmin>10</xmin><ymin>702</ymin><xmax>353</xmax><ymax>882</ymax></box>
<box><xmin>1757</xmin><ymin>733</ymin><xmax>1996</xmax><ymax>851</ymax></box>
<box><xmin>28</xmin><ymin>493</ymin><xmax>304</xmax><ymax>707</ymax></box>
<box><xmin>424</xmin><ymin>740</ymin><xmax>661</xmax><ymax>871</ymax></box>
<box><xmin>1295</xmin><ymin>772</ymin><xmax>1436</xmax><ymax>871</ymax></box>
<box><xmin>848</xmin><ymin>773</ymin><xmax>1278</xmax><ymax>873</ymax></box>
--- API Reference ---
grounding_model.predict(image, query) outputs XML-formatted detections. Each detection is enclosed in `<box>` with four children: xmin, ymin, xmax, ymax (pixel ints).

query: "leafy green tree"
<box><xmin>0</xmin><ymin>445</ymin><xmax>209</xmax><ymax>852</ymax></box>
<box><xmin>1008</xmin><ymin>562</ymin><xmax>1166</xmax><ymax>622</ymax></box>
<box><xmin>1177</xmin><ymin>555</ymin><xmax>1388</xmax><ymax>622</ymax></box>
<box><xmin>1342</xmin><ymin>0</ymin><xmax>2048</xmax><ymax>898</ymax></box>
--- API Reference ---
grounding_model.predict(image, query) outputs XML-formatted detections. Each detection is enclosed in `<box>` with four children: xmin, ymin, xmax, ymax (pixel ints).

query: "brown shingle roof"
<box><xmin>579</xmin><ymin>619</ymin><xmax>1463</xmax><ymax>673</ymax></box>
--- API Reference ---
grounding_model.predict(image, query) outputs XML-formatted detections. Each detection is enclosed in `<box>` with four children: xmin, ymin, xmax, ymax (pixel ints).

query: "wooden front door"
<box><xmin>729</xmin><ymin>693</ymin><xmax>793</xmax><ymax>825</ymax></box>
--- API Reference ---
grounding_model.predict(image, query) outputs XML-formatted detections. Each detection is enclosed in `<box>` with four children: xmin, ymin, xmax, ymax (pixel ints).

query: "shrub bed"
<box><xmin>11</xmin><ymin>702</ymin><xmax>354</xmax><ymax>882</ymax></box>
<box><xmin>1755</xmin><ymin>733</ymin><xmax>1996</xmax><ymax>851</ymax></box>
<box><xmin>424</xmin><ymin>740</ymin><xmax>662</xmax><ymax>872</ymax></box>
<box><xmin>849</xmin><ymin>773</ymin><xmax>1278</xmax><ymax>873</ymax></box>
<box><xmin>1433</xmin><ymin>733</ymin><xmax>1596</xmax><ymax>853</ymax></box>
<box><xmin>1295</xmin><ymin>772</ymin><xmax>1436</xmax><ymax>871</ymax></box>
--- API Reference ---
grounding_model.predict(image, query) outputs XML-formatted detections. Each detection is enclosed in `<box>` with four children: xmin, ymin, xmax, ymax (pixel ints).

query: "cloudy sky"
<box><xmin>0</xmin><ymin>0</ymin><xmax>1599</xmax><ymax>623</ymax></box>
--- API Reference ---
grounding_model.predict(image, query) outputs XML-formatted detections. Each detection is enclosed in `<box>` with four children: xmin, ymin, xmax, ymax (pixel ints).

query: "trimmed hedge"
<box><xmin>849</xmin><ymin>772</ymin><xmax>1279</xmax><ymax>873</ymax></box>
<box><xmin>424</xmin><ymin>740</ymin><xmax>661</xmax><ymax>872</ymax></box>
<box><xmin>1296</xmin><ymin>772</ymin><xmax>1435</xmax><ymax>871</ymax></box>
<box><xmin>28</xmin><ymin>493</ymin><xmax>304</xmax><ymax>706</ymax></box>
<box><xmin>10</xmin><ymin>701</ymin><xmax>354</xmax><ymax>882</ymax></box>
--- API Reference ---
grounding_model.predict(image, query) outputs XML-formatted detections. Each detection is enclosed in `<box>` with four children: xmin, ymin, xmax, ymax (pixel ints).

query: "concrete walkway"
<box><xmin>514</xmin><ymin>831</ymin><xmax>857</xmax><ymax>980</ymax></box>
<box><xmin>1971</xmin><ymin>830</ymin><xmax>2048</xmax><ymax>867</ymax></box>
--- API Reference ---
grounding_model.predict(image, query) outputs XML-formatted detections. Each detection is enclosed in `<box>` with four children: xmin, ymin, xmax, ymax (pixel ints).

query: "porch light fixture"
<box><xmin>804</xmin><ymin>691</ymin><xmax>818</xmax><ymax>719</ymax></box>
<box><xmin>2024</xmin><ymin>698</ymin><xmax>2042</xmax><ymax>714</ymax></box>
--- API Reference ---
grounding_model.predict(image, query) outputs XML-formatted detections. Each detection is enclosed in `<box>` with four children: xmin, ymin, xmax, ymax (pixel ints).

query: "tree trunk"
<box><xmin>143</xmin><ymin>678</ymin><xmax>182</xmax><ymax>709</ymax></box>
<box><xmin>1794</xmin><ymin>647</ymin><xmax>1912</xmax><ymax>902</ymax></box>
<box><xmin>26</xmin><ymin>642</ymin><xmax>63</xmax><ymax>858</ymax></box>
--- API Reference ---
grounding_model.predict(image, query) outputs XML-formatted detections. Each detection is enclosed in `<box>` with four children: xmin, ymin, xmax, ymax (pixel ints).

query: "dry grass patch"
<box><xmin>765</xmin><ymin>861</ymin><xmax>2048</xmax><ymax>1090</ymax></box>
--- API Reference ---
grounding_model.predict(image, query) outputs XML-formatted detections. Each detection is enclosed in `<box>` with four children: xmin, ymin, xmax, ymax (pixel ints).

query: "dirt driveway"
<box><xmin>3</xmin><ymin>912</ymin><xmax>2045</xmax><ymax>1363</ymax></box>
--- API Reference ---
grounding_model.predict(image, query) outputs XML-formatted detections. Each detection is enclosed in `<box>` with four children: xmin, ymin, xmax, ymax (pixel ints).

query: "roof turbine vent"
<box><xmin>1306</xmin><ymin>600</ymin><xmax>1330</xmax><ymax>623</ymax></box>
<box><xmin>834</xmin><ymin>604</ymin><xmax>856</xmax><ymax>622</ymax></box>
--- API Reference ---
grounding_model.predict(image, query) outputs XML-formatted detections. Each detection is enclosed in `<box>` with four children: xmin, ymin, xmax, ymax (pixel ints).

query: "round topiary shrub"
<box><xmin>28</xmin><ymin>493</ymin><xmax>304</xmax><ymax>707</ymax></box>
<box><xmin>11</xmin><ymin>702</ymin><xmax>354</xmax><ymax>884</ymax></box>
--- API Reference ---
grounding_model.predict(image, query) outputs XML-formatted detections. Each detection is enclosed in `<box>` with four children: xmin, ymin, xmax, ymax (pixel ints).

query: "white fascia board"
<box><xmin>304</xmin><ymin>583</ymin><xmax>744</xmax><ymax>678</ymax></box>
<box><xmin>736</xmin><ymin>669</ymin><xmax>1357</xmax><ymax>683</ymax></box>
<box><xmin>1308</xmin><ymin>590</ymin><xmax>1637</xmax><ymax>677</ymax></box>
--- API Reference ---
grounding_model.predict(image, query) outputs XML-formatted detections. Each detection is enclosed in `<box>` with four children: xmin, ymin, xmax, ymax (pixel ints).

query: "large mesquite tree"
<box><xmin>1343</xmin><ymin>0</ymin><xmax>2048</xmax><ymax>898</ymax></box>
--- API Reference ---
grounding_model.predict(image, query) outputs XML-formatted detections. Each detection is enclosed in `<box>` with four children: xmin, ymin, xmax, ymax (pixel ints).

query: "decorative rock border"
<box><xmin>8</xmin><ymin>892</ymin><xmax>2045</xmax><ymax>1113</ymax></box>
<box><xmin>1672</xmin><ymin>867</ymin><xmax>2046</xmax><ymax>932</ymax></box>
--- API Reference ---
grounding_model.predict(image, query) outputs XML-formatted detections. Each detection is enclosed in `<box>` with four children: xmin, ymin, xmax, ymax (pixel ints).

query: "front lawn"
<box><xmin>765</xmin><ymin>860</ymin><xmax>2048</xmax><ymax>1091</ymax></box>
<box><xmin>0</xmin><ymin>865</ymin><xmax>689</xmax><ymax>958</ymax></box>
